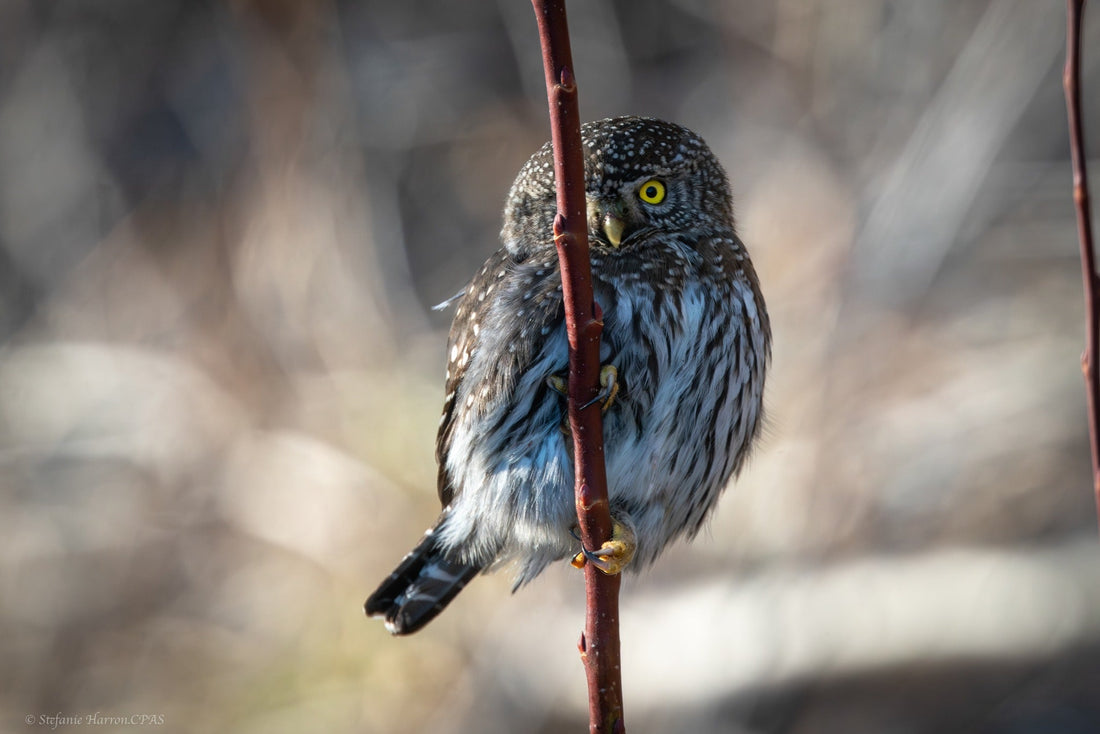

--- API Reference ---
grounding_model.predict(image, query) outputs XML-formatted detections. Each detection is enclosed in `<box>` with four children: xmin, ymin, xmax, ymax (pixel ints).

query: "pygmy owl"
<box><xmin>366</xmin><ymin>116</ymin><xmax>770</xmax><ymax>634</ymax></box>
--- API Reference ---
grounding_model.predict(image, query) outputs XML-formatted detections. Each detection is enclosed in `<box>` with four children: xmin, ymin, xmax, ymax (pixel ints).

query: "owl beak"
<box><xmin>589</xmin><ymin>198</ymin><xmax>627</xmax><ymax>248</ymax></box>
<box><xmin>602</xmin><ymin>214</ymin><xmax>625</xmax><ymax>248</ymax></box>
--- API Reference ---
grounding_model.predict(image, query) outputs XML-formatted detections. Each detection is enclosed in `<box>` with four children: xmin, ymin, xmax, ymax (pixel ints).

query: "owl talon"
<box><xmin>549</xmin><ymin>365</ymin><xmax>619</xmax><ymax>414</ymax></box>
<box><xmin>547</xmin><ymin>373</ymin><xmax>569</xmax><ymax>396</ymax></box>
<box><xmin>580</xmin><ymin>365</ymin><xmax>620</xmax><ymax>413</ymax></box>
<box><xmin>570</xmin><ymin>518</ymin><xmax>636</xmax><ymax>575</ymax></box>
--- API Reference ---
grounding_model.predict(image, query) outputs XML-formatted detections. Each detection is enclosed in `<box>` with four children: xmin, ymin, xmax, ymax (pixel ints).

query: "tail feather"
<box><xmin>365</xmin><ymin>518</ymin><xmax>481</xmax><ymax>635</ymax></box>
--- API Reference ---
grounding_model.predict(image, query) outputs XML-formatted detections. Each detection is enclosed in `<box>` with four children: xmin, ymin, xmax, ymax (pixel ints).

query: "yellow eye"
<box><xmin>638</xmin><ymin>179</ymin><xmax>666</xmax><ymax>205</ymax></box>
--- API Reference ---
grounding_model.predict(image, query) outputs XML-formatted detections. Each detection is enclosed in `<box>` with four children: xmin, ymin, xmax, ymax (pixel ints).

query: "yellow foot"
<box><xmin>546</xmin><ymin>364</ymin><xmax>620</xmax><ymax>414</ymax></box>
<box><xmin>591</xmin><ymin>365</ymin><xmax>620</xmax><ymax>413</ymax></box>
<box><xmin>570</xmin><ymin>518</ymin><xmax>636</xmax><ymax>575</ymax></box>
<box><xmin>547</xmin><ymin>372</ymin><xmax>568</xmax><ymax>396</ymax></box>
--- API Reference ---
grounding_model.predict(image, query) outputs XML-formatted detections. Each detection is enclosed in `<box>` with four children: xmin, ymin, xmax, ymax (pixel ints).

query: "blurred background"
<box><xmin>2</xmin><ymin>1</ymin><xmax>1099</xmax><ymax>732</ymax></box>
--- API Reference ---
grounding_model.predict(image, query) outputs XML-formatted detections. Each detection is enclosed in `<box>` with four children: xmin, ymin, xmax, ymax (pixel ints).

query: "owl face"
<box><xmin>501</xmin><ymin>116</ymin><xmax>734</xmax><ymax>259</ymax></box>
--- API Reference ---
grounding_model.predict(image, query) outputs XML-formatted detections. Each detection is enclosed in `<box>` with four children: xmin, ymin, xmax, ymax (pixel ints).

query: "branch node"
<box><xmin>578</xmin><ymin>482</ymin><xmax>607</xmax><ymax>512</ymax></box>
<box><xmin>553</xmin><ymin>212</ymin><xmax>567</xmax><ymax>239</ymax></box>
<box><xmin>557</xmin><ymin>66</ymin><xmax>576</xmax><ymax>93</ymax></box>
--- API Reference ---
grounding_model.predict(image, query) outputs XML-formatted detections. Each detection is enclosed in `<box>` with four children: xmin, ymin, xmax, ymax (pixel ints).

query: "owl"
<box><xmin>366</xmin><ymin>116</ymin><xmax>770</xmax><ymax>635</ymax></box>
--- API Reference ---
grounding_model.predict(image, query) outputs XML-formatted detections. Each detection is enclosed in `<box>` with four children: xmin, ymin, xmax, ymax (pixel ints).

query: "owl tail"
<box><xmin>365</xmin><ymin>515</ymin><xmax>482</xmax><ymax>635</ymax></box>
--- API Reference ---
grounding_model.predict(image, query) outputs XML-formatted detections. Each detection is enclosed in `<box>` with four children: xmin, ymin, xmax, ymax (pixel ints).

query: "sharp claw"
<box><xmin>571</xmin><ymin>544</ymin><xmax>607</xmax><ymax>568</ymax></box>
<box><xmin>569</xmin><ymin>527</ymin><xmax>601</xmax><ymax>568</ymax></box>
<box><xmin>569</xmin><ymin>518</ymin><xmax>636</xmax><ymax>575</ymax></box>
<box><xmin>578</xmin><ymin>394</ymin><xmax>603</xmax><ymax>411</ymax></box>
<box><xmin>579</xmin><ymin>365</ymin><xmax>619</xmax><ymax>412</ymax></box>
<box><xmin>571</xmin><ymin>547</ymin><xmax>603</xmax><ymax>569</ymax></box>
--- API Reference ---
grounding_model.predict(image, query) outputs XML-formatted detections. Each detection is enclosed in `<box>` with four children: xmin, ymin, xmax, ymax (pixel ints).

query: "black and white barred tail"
<box><xmin>365</xmin><ymin>513</ymin><xmax>482</xmax><ymax>635</ymax></box>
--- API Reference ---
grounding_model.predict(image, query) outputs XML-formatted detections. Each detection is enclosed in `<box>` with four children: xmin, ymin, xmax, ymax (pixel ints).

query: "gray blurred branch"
<box><xmin>853</xmin><ymin>0</ymin><xmax>1063</xmax><ymax>306</ymax></box>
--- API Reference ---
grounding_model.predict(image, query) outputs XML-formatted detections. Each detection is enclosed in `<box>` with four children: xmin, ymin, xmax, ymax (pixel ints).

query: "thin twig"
<box><xmin>530</xmin><ymin>1</ymin><xmax>626</xmax><ymax>732</ymax></box>
<box><xmin>1064</xmin><ymin>0</ymin><xmax>1100</xmax><ymax>528</ymax></box>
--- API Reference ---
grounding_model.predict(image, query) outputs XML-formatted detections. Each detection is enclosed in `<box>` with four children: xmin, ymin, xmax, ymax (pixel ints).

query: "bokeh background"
<box><xmin>2</xmin><ymin>1</ymin><xmax>1100</xmax><ymax>732</ymax></box>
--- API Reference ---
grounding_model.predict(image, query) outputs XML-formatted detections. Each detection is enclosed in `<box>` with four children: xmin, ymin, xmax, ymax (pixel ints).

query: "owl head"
<box><xmin>500</xmin><ymin>116</ymin><xmax>734</xmax><ymax>260</ymax></box>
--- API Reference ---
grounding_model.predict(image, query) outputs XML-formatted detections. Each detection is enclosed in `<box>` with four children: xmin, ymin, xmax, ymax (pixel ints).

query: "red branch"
<box><xmin>530</xmin><ymin>1</ymin><xmax>625</xmax><ymax>732</ymax></box>
<box><xmin>1065</xmin><ymin>0</ymin><xmax>1100</xmax><ymax>528</ymax></box>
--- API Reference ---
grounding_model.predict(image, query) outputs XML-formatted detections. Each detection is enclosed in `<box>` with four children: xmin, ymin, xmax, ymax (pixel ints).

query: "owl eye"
<box><xmin>638</xmin><ymin>179</ymin><xmax>666</xmax><ymax>205</ymax></box>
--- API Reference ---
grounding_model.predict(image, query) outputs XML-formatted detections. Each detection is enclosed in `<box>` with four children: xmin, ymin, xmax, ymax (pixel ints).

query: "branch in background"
<box><xmin>530</xmin><ymin>1</ymin><xmax>625</xmax><ymax>732</ymax></box>
<box><xmin>1064</xmin><ymin>0</ymin><xmax>1100</xmax><ymax>529</ymax></box>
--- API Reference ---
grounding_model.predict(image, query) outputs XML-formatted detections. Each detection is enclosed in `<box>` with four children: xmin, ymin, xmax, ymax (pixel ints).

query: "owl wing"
<box><xmin>434</xmin><ymin>246</ymin><xmax>565</xmax><ymax>508</ymax></box>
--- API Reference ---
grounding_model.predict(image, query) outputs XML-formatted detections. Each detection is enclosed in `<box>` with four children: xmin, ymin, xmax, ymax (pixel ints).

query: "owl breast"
<box><xmin>595</xmin><ymin>235</ymin><xmax>767</xmax><ymax>566</ymax></box>
<box><xmin>438</xmin><ymin>231</ymin><xmax>767</xmax><ymax>583</ymax></box>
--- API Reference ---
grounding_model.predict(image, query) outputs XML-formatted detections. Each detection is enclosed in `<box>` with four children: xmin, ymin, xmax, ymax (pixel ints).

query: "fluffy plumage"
<box><xmin>366</xmin><ymin>116</ymin><xmax>770</xmax><ymax>635</ymax></box>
